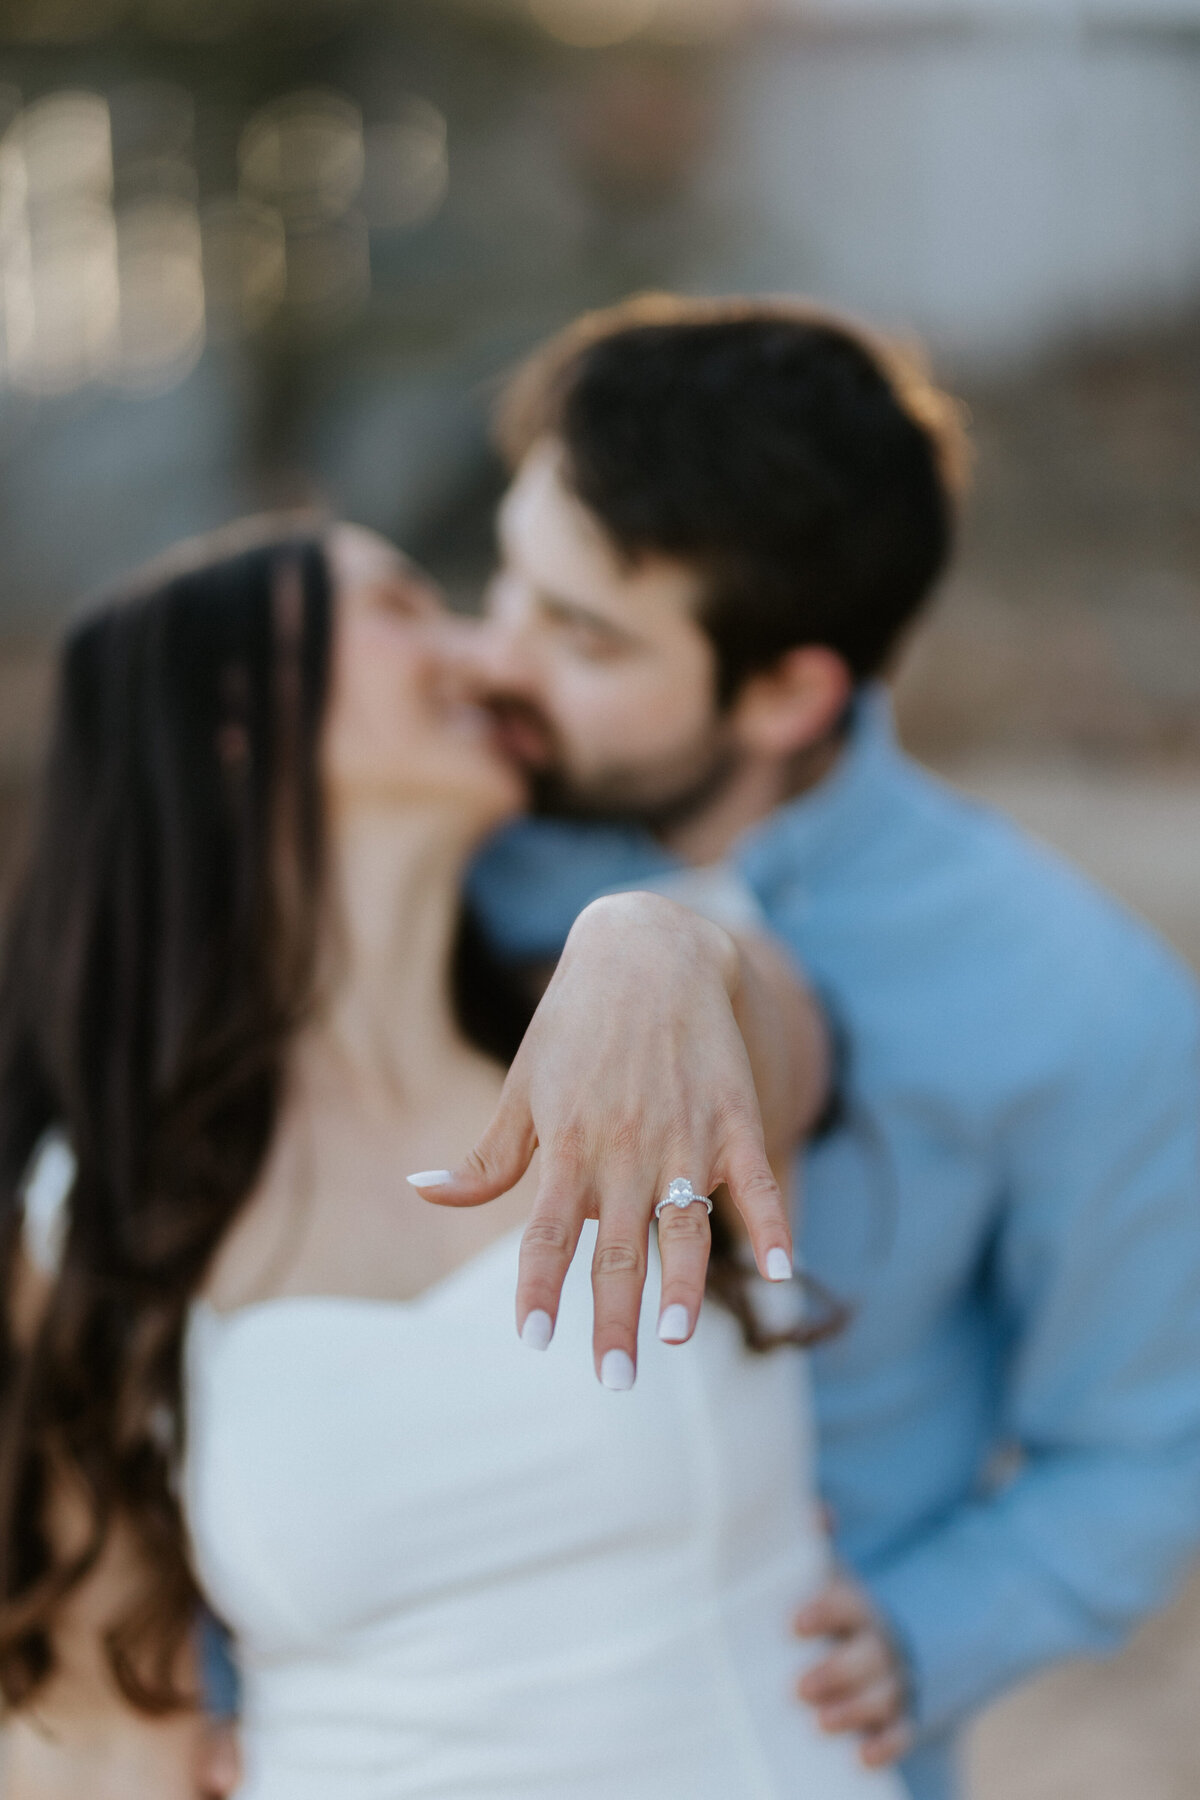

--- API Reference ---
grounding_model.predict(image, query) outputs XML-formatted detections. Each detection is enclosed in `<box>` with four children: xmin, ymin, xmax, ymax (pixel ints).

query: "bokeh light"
<box><xmin>361</xmin><ymin>99</ymin><xmax>449</xmax><ymax>231</ymax></box>
<box><xmin>16</xmin><ymin>90</ymin><xmax>114</xmax><ymax>209</ymax></box>
<box><xmin>4</xmin><ymin>200</ymin><xmax>120</xmax><ymax>394</ymax></box>
<box><xmin>527</xmin><ymin>0</ymin><xmax>659</xmax><ymax>49</ymax></box>
<box><xmin>0</xmin><ymin>93</ymin><xmax>120</xmax><ymax>393</ymax></box>
<box><xmin>236</xmin><ymin>88</ymin><xmax>374</xmax><ymax>332</ymax></box>
<box><xmin>114</xmin><ymin>195</ymin><xmax>206</xmax><ymax>391</ymax></box>
<box><xmin>238</xmin><ymin>89</ymin><xmax>365</xmax><ymax>228</ymax></box>
<box><xmin>0</xmin><ymin>85</ymin><xmax>212</xmax><ymax>395</ymax></box>
<box><xmin>0</xmin><ymin>76</ymin><xmax>398</xmax><ymax>389</ymax></box>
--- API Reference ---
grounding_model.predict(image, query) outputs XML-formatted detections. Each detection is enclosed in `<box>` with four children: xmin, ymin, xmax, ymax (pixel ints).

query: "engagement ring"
<box><xmin>654</xmin><ymin>1178</ymin><xmax>714</xmax><ymax>1221</ymax></box>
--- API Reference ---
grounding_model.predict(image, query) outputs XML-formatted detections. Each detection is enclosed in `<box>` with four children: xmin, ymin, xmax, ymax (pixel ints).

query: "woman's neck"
<box><xmin>311</xmin><ymin>801</ymin><xmax>480</xmax><ymax>1104</ymax></box>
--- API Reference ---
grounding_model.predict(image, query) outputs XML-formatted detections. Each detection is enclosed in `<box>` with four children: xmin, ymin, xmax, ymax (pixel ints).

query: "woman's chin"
<box><xmin>450</xmin><ymin>740</ymin><xmax>531</xmax><ymax>829</ymax></box>
<box><xmin>469</xmin><ymin>765</ymin><xmax>529</xmax><ymax>834</ymax></box>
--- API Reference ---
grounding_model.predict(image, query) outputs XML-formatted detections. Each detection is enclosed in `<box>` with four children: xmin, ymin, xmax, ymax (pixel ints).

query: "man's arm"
<box><xmin>411</xmin><ymin>891</ymin><xmax>828</xmax><ymax>1384</ymax></box>
<box><xmin>862</xmin><ymin>952</ymin><xmax>1200</xmax><ymax>1741</ymax></box>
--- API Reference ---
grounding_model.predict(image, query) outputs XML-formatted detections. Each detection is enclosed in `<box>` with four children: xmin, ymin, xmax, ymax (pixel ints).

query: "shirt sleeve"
<box><xmin>868</xmin><ymin>949</ymin><xmax>1200</xmax><ymax>1739</ymax></box>
<box><xmin>601</xmin><ymin>865</ymin><xmax>768</xmax><ymax>936</ymax></box>
<box><xmin>466</xmin><ymin>819</ymin><xmax>676</xmax><ymax>963</ymax></box>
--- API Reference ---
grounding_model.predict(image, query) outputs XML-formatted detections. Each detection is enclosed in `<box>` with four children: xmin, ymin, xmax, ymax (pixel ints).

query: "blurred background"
<box><xmin>0</xmin><ymin>1</ymin><xmax>1197</xmax><ymax>1792</ymax></box>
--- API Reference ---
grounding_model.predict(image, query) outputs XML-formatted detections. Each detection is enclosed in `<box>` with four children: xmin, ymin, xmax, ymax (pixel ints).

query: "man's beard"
<box><xmin>482</xmin><ymin>695</ymin><xmax>744</xmax><ymax>834</ymax></box>
<box><xmin>528</xmin><ymin>736</ymin><xmax>743</xmax><ymax>836</ymax></box>
<box><xmin>490</xmin><ymin>691</ymin><xmax>854</xmax><ymax>837</ymax></box>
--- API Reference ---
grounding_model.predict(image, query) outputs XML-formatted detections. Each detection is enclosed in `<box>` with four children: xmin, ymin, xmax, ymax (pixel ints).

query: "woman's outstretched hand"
<box><xmin>408</xmin><ymin>891</ymin><xmax>827</xmax><ymax>1387</ymax></box>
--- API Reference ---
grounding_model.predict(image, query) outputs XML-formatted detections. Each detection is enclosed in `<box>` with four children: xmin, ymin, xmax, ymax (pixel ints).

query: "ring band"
<box><xmin>654</xmin><ymin>1178</ymin><xmax>714</xmax><ymax>1221</ymax></box>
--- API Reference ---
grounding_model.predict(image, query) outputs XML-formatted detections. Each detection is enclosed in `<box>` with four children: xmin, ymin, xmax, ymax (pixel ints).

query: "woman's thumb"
<box><xmin>407</xmin><ymin>1083</ymin><xmax>536</xmax><ymax>1208</ymax></box>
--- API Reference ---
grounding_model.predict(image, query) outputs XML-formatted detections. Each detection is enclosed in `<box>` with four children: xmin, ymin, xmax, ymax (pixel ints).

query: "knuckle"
<box><xmin>592</xmin><ymin>1241</ymin><xmax>645</xmax><ymax>1280</ymax></box>
<box><xmin>546</xmin><ymin>1119</ymin><xmax>589</xmax><ymax>1172</ymax></box>
<box><xmin>734</xmin><ymin>1163</ymin><xmax>782</xmax><ymax>1204</ymax></box>
<box><xmin>606</xmin><ymin>1116</ymin><xmax>649</xmax><ymax>1163</ymax></box>
<box><xmin>713</xmin><ymin>1093</ymin><xmax>758</xmax><ymax>1138</ymax></box>
<box><xmin>521</xmin><ymin>1218</ymin><xmax>573</xmax><ymax>1258</ymax></box>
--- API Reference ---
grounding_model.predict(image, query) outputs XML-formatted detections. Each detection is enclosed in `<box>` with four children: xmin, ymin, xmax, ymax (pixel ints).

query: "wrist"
<box><xmin>568</xmin><ymin>892</ymin><xmax>740</xmax><ymax>994</ymax></box>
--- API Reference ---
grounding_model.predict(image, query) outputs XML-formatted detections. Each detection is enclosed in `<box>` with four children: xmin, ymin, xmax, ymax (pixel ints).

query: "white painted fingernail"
<box><xmin>407</xmin><ymin>1169</ymin><xmax>453</xmax><ymax>1188</ymax></box>
<box><xmin>521</xmin><ymin>1309</ymin><xmax>553</xmax><ymax>1351</ymax></box>
<box><xmin>766</xmin><ymin>1247</ymin><xmax>793</xmax><ymax>1282</ymax></box>
<box><xmin>600</xmin><ymin>1349</ymin><xmax>635</xmax><ymax>1391</ymax></box>
<box><xmin>657</xmin><ymin>1304</ymin><xmax>691</xmax><ymax>1343</ymax></box>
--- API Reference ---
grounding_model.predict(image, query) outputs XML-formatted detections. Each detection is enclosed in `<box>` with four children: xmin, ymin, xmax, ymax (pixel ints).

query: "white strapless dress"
<box><xmin>183</xmin><ymin>1224</ymin><xmax>907</xmax><ymax>1800</ymax></box>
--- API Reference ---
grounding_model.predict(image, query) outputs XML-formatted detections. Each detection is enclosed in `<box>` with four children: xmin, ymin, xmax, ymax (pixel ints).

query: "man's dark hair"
<box><xmin>496</xmin><ymin>294</ymin><xmax>969</xmax><ymax>701</ymax></box>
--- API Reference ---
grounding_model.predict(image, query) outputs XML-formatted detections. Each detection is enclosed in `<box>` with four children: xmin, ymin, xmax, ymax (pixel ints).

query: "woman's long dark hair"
<box><xmin>0</xmin><ymin>522</ymin><xmax>334</xmax><ymax>1710</ymax></box>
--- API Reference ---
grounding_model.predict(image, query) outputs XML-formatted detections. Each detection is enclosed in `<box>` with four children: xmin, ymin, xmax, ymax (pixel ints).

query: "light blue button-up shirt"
<box><xmin>467</xmin><ymin>689</ymin><xmax>1200</xmax><ymax>1800</ymax></box>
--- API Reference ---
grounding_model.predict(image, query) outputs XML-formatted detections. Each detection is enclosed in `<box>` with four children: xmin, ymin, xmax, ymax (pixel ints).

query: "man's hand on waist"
<box><xmin>795</xmin><ymin>1569</ymin><xmax>913</xmax><ymax>1769</ymax></box>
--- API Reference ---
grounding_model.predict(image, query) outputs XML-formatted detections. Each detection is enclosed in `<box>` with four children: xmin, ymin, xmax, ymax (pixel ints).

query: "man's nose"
<box><xmin>441</xmin><ymin>610</ymin><xmax>536</xmax><ymax>696</ymax></box>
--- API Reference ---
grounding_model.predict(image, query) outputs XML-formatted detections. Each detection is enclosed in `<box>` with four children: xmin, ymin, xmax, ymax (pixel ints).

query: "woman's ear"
<box><xmin>728</xmin><ymin>647</ymin><xmax>853</xmax><ymax>759</ymax></box>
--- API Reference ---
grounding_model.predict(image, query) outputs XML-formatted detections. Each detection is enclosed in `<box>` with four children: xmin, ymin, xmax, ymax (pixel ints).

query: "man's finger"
<box><xmin>860</xmin><ymin>1721</ymin><xmax>914</xmax><ymax>1769</ymax></box>
<box><xmin>515</xmin><ymin>1191</ymin><xmax>587</xmax><ymax>1350</ymax></box>
<box><xmin>721</xmin><ymin>1130</ymin><xmax>793</xmax><ymax>1282</ymax></box>
<box><xmin>797</xmin><ymin>1631</ymin><xmax>889</xmax><ymax>1702</ymax></box>
<box><xmin>814</xmin><ymin>1673</ymin><xmax>904</xmax><ymax>1735</ymax></box>
<box><xmin>591</xmin><ymin>1199</ymin><xmax>650</xmax><ymax>1390</ymax></box>
<box><xmin>655</xmin><ymin>1197</ymin><xmax>712</xmax><ymax>1344</ymax></box>
<box><xmin>407</xmin><ymin>1073</ymin><xmax>536</xmax><ymax>1209</ymax></box>
<box><xmin>794</xmin><ymin>1576</ymin><xmax>873</xmax><ymax>1638</ymax></box>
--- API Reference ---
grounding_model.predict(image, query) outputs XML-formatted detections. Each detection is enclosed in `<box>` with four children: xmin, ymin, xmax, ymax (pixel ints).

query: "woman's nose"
<box><xmin>415</xmin><ymin>611</ymin><xmax>476</xmax><ymax>672</ymax></box>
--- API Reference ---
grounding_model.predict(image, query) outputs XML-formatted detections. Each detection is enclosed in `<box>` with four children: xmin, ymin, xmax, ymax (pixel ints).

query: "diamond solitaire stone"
<box><xmin>655</xmin><ymin>1179</ymin><xmax>713</xmax><ymax>1221</ymax></box>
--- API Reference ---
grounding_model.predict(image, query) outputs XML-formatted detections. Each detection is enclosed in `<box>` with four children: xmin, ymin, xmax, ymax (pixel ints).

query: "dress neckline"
<box><xmin>192</xmin><ymin>1220</ymin><xmax>529</xmax><ymax>1331</ymax></box>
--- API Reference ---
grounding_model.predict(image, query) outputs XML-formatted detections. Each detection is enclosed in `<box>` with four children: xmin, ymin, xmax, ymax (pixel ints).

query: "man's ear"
<box><xmin>728</xmin><ymin>647</ymin><xmax>853</xmax><ymax>759</ymax></box>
